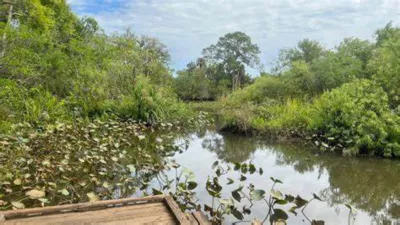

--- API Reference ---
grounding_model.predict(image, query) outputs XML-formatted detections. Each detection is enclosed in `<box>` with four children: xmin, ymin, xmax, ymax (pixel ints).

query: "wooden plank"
<box><xmin>0</xmin><ymin>195</ymin><xmax>210</xmax><ymax>225</ymax></box>
<box><xmin>192</xmin><ymin>211</ymin><xmax>211</xmax><ymax>225</ymax></box>
<box><xmin>3</xmin><ymin>203</ymin><xmax>176</xmax><ymax>225</ymax></box>
<box><xmin>0</xmin><ymin>195</ymin><xmax>167</xmax><ymax>220</ymax></box>
<box><xmin>164</xmin><ymin>196</ymin><xmax>191</xmax><ymax>225</ymax></box>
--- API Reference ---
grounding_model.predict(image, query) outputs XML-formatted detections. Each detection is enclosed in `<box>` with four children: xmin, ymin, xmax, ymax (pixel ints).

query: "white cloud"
<box><xmin>67</xmin><ymin>0</ymin><xmax>400</xmax><ymax>74</ymax></box>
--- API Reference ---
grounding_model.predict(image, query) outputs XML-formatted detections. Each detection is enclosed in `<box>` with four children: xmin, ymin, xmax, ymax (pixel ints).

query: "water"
<box><xmin>1</xmin><ymin>119</ymin><xmax>399</xmax><ymax>224</ymax></box>
<box><xmin>172</xmin><ymin>129</ymin><xmax>400</xmax><ymax>225</ymax></box>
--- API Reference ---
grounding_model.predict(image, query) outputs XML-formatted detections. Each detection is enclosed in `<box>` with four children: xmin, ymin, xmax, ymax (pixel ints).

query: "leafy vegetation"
<box><xmin>174</xmin><ymin>32</ymin><xmax>260</xmax><ymax>100</ymax></box>
<box><xmin>0</xmin><ymin>1</ymin><xmax>399</xmax><ymax>224</ymax></box>
<box><xmin>214</xmin><ymin>23</ymin><xmax>400</xmax><ymax>158</ymax></box>
<box><xmin>0</xmin><ymin>0</ymin><xmax>191</xmax><ymax>134</ymax></box>
<box><xmin>0</xmin><ymin>116</ymin><xmax>209</xmax><ymax>209</ymax></box>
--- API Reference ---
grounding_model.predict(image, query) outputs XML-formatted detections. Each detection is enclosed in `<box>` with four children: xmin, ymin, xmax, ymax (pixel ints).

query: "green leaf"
<box><xmin>234</xmin><ymin>163</ymin><xmax>241</xmax><ymax>171</ymax></box>
<box><xmin>103</xmin><ymin>182</ymin><xmax>110</xmax><ymax>189</ymax></box>
<box><xmin>313</xmin><ymin>193</ymin><xmax>323</xmax><ymax>201</ymax></box>
<box><xmin>87</xmin><ymin>192</ymin><xmax>99</xmax><ymax>202</ymax></box>
<box><xmin>232</xmin><ymin>190</ymin><xmax>241</xmax><ymax>202</ymax></box>
<box><xmin>26</xmin><ymin>189</ymin><xmax>45</xmax><ymax>199</ymax></box>
<box><xmin>259</xmin><ymin>168</ymin><xmax>264</xmax><ymax>175</ymax></box>
<box><xmin>294</xmin><ymin>195</ymin><xmax>308</xmax><ymax>208</ymax></box>
<box><xmin>240</xmin><ymin>175</ymin><xmax>247</xmax><ymax>181</ymax></box>
<box><xmin>215</xmin><ymin>168</ymin><xmax>221</xmax><ymax>177</ymax></box>
<box><xmin>271</xmin><ymin>189</ymin><xmax>284</xmax><ymax>200</ymax></box>
<box><xmin>60</xmin><ymin>189</ymin><xmax>69</xmax><ymax>196</ymax></box>
<box><xmin>212</xmin><ymin>161</ymin><xmax>219</xmax><ymax>169</ymax></box>
<box><xmin>270</xmin><ymin>208</ymin><xmax>288</xmax><ymax>221</ymax></box>
<box><xmin>249</xmin><ymin>164</ymin><xmax>256</xmax><ymax>174</ymax></box>
<box><xmin>283</xmin><ymin>195</ymin><xmax>294</xmax><ymax>203</ymax></box>
<box><xmin>152</xmin><ymin>188</ymin><xmax>163</xmax><ymax>195</ymax></box>
<box><xmin>312</xmin><ymin>220</ymin><xmax>325</xmax><ymax>225</ymax></box>
<box><xmin>38</xmin><ymin>198</ymin><xmax>49</xmax><ymax>203</ymax></box>
<box><xmin>250</xmin><ymin>189</ymin><xmax>265</xmax><ymax>201</ymax></box>
<box><xmin>227</xmin><ymin>178</ymin><xmax>234</xmax><ymax>185</ymax></box>
<box><xmin>243</xmin><ymin>206</ymin><xmax>251</xmax><ymax>215</ymax></box>
<box><xmin>11</xmin><ymin>201</ymin><xmax>25</xmax><ymax>209</ymax></box>
<box><xmin>204</xmin><ymin>204</ymin><xmax>213</xmax><ymax>212</ymax></box>
<box><xmin>345</xmin><ymin>204</ymin><xmax>357</xmax><ymax>214</ymax></box>
<box><xmin>187</xmin><ymin>181</ymin><xmax>198</xmax><ymax>190</ymax></box>
<box><xmin>13</xmin><ymin>178</ymin><xmax>22</xmax><ymax>186</ymax></box>
<box><xmin>126</xmin><ymin>165</ymin><xmax>136</xmax><ymax>173</ymax></box>
<box><xmin>275</xmin><ymin>199</ymin><xmax>288</xmax><ymax>205</ymax></box>
<box><xmin>270</xmin><ymin>177</ymin><xmax>283</xmax><ymax>184</ymax></box>
<box><xmin>231</xmin><ymin>209</ymin><xmax>244</xmax><ymax>220</ymax></box>
<box><xmin>289</xmin><ymin>206</ymin><xmax>298</xmax><ymax>216</ymax></box>
<box><xmin>321</xmin><ymin>142</ymin><xmax>329</xmax><ymax>148</ymax></box>
<box><xmin>219</xmin><ymin>198</ymin><xmax>234</xmax><ymax>206</ymax></box>
<box><xmin>241</xmin><ymin>164</ymin><xmax>248</xmax><ymax>173</ymax></box>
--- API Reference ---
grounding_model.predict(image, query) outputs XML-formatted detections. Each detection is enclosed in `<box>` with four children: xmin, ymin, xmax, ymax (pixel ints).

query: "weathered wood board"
<box><xmin>0</xmin><ymin>195</ymin><xmax>210</xmax><ymax>225</ymax></box>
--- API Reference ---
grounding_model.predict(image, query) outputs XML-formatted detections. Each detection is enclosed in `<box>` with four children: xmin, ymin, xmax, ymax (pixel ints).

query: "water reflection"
<box><xmin>201</xmin><ymin>132</ymin><xmax>258</xmax><ymax>163</ymax></box>
<box><xmin>190</xmin><ymin>129</ymin><xmax>400</xmax><ymax>224</ymax></box>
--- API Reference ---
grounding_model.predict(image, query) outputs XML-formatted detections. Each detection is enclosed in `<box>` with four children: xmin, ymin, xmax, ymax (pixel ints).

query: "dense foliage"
<box><xmin>0</xmin><ymin>1</ymin><xmax>398</xmax><ymax>223</ymax></box>
<box><xmin>174</xmin><ymin>32</ymin><xmax>259</xmax><ymax>100</ymax></box>
<box><xmin>217</xmin><ymin>23</ymin><xmax>400</xmax><ymax>158</ymax></box>
<box><xmin>0</xmin><ymin>0</ymin><xmax>190</xmax><ymax>133</ymax></box>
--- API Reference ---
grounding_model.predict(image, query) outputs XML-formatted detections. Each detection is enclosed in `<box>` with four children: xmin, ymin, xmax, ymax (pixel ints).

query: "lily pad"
<box><xmin>26</xmin><ymin>189</ymin><xmax>46</xmax><ymax>199</ymax></box>
<box><xmin>11</xmin><ymin>201</ymin><xmax>25</xmax><ymax>209</ymax></box>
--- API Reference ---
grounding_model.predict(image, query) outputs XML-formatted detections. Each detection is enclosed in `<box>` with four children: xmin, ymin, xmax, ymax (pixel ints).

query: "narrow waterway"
<box><xmin>172</xmin><ymin>128</ymin><xmax>400</xmax><ymax>224</ymax></box>
<box><xmin>1</xmin><ymin>120</ymin><xmax>399</xmax><ymax>225</ymax></box>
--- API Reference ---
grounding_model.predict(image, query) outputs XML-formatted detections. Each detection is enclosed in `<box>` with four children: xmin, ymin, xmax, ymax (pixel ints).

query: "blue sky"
<box><xmin>67</xmin><ymin>0</ymin><xmax>400</xmax><ymax>75</ymax></box>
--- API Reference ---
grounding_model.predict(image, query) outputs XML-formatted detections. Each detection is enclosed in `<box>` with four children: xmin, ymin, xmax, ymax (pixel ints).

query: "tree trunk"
<box><xmin>1</xmin><ymin>0</ymin><xmax>15</xmax><ymax>59</ymax></box>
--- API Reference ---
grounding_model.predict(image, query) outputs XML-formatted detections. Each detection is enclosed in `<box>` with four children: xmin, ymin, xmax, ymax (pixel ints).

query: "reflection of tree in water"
<box><xmin>201</xmin><ymin>131</ymin><xmax>258</xmax><ymax>163</ymax></box>
<box><xmin>270</xmin><ymin>144</ymin><xmax>400</xmax><ymax>223</ymax></box>
<box><xmin>320</xmin><ymin>158</ymin><xmax>400</xmax><ymax>223</ymax></box>
<box><xmin>199</xmin><ymin>131</ymin><xmax>400</xmax><ymax>222</ymax></box>
<box><xmin>271</xmin><ymin>144</ymin><xmax>322</xmax><ymax>174</ymax></box>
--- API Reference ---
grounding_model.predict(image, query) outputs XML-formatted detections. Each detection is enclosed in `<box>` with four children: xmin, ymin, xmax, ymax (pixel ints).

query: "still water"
<box><xmin>171</xmin><ymin>129</ymin><xmax>400</xmax><ymax>225</ymax></box>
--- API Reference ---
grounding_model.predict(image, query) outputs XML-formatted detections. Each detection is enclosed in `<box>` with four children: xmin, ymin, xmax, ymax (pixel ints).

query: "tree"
<box><xmin>310</xmin><ymin>51</ymin><xmax>362</xmax><ymax>93</ymax></box>
<box><xmin>275</xmin><ymin>39</ymin><xmax>325</xmax><ymax>74</ymax></box>
<box><xmin>375</xmin><ymin>22</ymin><xmax>400</xmax><ymax>47</ymax></box>
<box><xmin>368</xmin><ymin>36</ymin><xmax>400</xmax><ymax>109</ymax></box>
<box><xmin>336</xmin><ymin>37</ymin><xmax>375</xmax><ymax>77</ymax></box>
<box><xmin>202</xmin><ymin>31</ymin><xmax>260</xmax><ymax>90</ymax></box>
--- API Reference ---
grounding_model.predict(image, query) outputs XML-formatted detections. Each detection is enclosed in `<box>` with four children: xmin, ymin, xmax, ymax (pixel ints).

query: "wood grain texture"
<box><xmin>192</xmin><ymin>211</ymin><xmax>211</xmax><ymax>225</ymax></box>
<box><xmin>0</xmin><ymin>196</ymin><xmax>210</xmax><ymax>225</ymax></box>
<box><xmin>0</xmin><ymin>195</ymin><xmax>167</xmax><ymax>220</ymax></box>
<box><xmin>2</xmin><ymin>203</ymin><xmax>175</xmax><ymax>225</ymax></box>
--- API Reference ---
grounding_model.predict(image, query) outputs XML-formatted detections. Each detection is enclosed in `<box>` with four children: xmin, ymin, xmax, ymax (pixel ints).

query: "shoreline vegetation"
<box><xmin>183</xmin><ymin>25</ymin><xmax>400</xmax><ymax>158</ymax></box>
<box><xmin>0</xmin><ymin>1</ymin><xmax>399</xmax><ymax>224</ymax></box>
<box><xmin>0</xmin><ymin>1</ymin><xmax>398</xmax><ymax>159</ymax></box>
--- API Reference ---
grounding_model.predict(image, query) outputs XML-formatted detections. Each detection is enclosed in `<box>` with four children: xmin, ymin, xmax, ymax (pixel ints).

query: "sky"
<box><xmin>67</xmin><ymin>0</ymin><xmax>400</xmax><ymax>75</ymax></box>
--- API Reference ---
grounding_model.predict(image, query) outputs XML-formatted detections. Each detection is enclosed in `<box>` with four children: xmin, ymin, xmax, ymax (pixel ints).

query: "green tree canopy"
<box><xmin>202</xmin><ymin>31</ymin><xmax>260</xmax><ymax>90</ymax></box>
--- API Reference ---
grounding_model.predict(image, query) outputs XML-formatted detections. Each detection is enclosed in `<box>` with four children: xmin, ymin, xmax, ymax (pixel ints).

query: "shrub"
<box><xmin>368</xmin><ymin>36</ymin><xmax>400</xmax><ymax>109</ymax></box>
<box><xmin>309</xmin><ymin>79</ymin><xmax>400</xmax><ymax>157</ymax></box>
<box><xmin>0</xmin><ymin>79</ymin><xmax>69</xmax><ymax>131</ymax></box>
<box><xmin>225</xmin><ymin>76</ymin><xmax>288</xmax><ymax>106</ymax></box>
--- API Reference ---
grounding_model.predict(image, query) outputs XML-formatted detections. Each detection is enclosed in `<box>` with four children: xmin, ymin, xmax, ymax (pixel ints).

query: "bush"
<box><xmin>115</xmin><ymin>75</ymin><xmax>192</xmax><ymax>123</ymax></box>
<box><xmin>0</xmin><ymin>79</ymin><xmax>70</xmax><ymax>132</ymax></box>
<box><xmin>225</xmin><ymin>76</ymin><xmax>287</xmax><ymax>106</ymax></box>
<box><xmin>263</xmin><ymin>99</ymin><xmax>311</xmax><ymax>129</ymax></box>
<box><xmin>309</xmin><ymin>80</ymin><xmax>400</xmax><ymax>157</ymax></box>
<box><xmin>368</xmin><ymin>36</ymin><xmax>400</xmax><ymax>109</ymax></box>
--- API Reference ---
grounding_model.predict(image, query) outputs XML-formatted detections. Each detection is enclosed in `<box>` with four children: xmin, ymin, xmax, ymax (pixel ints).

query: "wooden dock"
<box><xmin>0</xmin><ymin>195</ymin><xmax>210</xmax><ymax>225</ymax></box>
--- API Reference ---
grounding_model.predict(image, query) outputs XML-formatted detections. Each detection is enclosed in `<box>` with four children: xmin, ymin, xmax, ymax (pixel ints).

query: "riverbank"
<box><xmin>188</xmin><ymin>84</ymin><xmax>400</xmax><ymax>159</ymax></box>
